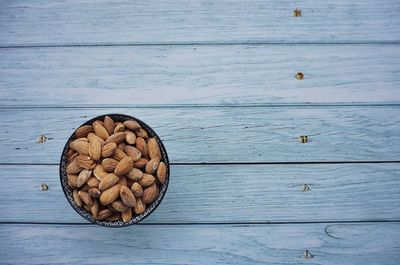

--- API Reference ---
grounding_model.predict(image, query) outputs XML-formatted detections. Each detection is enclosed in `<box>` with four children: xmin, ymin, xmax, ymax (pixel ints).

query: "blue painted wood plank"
<box><xmin>0</xmin><ymin>107</ymin><xmax>399</xmax><ymax>163</ymax></box>
<box><xmin>1</xmin><ymin>164</ymin><xmax>399</xmax><ymax>223</ymax></box>
<box><xmin>0</xmin><ymin>223</ymin><xmax>399</xmax><ymax>264</ymax></box>
<box><xmin>0</xmin><ymin>45</ymin><xmax>399</xmax><ymax>105</ymax></box>
<box><xmin>0</xmin><ymin>0</ymin><xmax>400</xmax><ymax>46</ymax></box>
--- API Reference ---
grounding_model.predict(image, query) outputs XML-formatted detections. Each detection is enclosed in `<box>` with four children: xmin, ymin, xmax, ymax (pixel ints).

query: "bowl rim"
<box><xmin>59</xmin><ymin>113</ymin><xmax>170</xmax><ymax>227</ymax></box>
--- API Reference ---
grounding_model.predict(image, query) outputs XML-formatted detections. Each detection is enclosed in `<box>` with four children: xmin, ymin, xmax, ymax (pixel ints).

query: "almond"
<box><xmin>115</xmin><ymin>156</ymin><xmax>134</xmax><ymax>176</ymax></box>
<box><xmin>148</xmin><ymin>138</ymin><xmax>161</xmax><ymax>160</ymax></box>
<box><xmin>87</xmin><ymin>177</ymin><xmax>100</xmax><ymax>188</ymax></box>
<box><xmin>95</xmin><ymin>209</ymin><xmax>112</xmax><ymax>220</ymax></box>
<box><xmin>118</xmin><ymin>176</ymin><xmax>128</xmax><ymax>186</ymax></box>
<box><xmin>124</xmin><ymin>146</ymin><xmax>141</xmax><ymax>161</ymax></box>
<box><xmin>89</xmin><ymin>137</ymin><xmax>102</xmax><ymax>161</ymax></box>
<box><xmin>68</xmin><ymin>152</ymin><xmax>79</xmax><ymax>164</ymax></box>
<box><xmin>134</xmin><ymin>158</ymin><xmax>148</xmax><ymax>168</ymax></box>
<box><xmin>76</xmin><ymin>169</ymin><xmax>92</xmax><ymax>188</ymax></box>
<box><xmin>134</xmin><ymin>199</ymin><xmax>146</xmax><ymax>215</ymax></box>
<box><xmin>102</xmin><ymin>158</ymin><xmax>119</xmax><ymax>172</ymax></box>
<box><xmin>120</xmin><ymin>186</ymin><xmax>136</xmax><ymax>207</ymax></box>
<box><xmin>67</xmin><ymin>174</ymin><xmax>78</xmax><ymax>189</ymax></box>
<box><xmin>107</xmin><ymin>212</ymin><xmax>121</xmax><ymax>221</ymax></box>
<box><xmin>145</xmin><ymin>158</ymin><xmax>160</xmax><ymax>174</ymax></box>
<box><xmin>101</xmin><ymin>142</ymin><xmax>117</xmax><ymax>158</ymax></box>
<box><xmin>114</xmin><ymin>123</ymin><xmax>125</xmax><ymax>133</ymax></box>
<box><xmin>104</xmin><ymin>116</ymin><xmax>115</xmax><ymax>135</ymax></box>
<box><xmin>90</xmin><ymin>199</ymin><xmax>99</xmax><ymax>217</ymax></box>
<box><xmin>105</xmin><ymin>132</ymin><xmax>126</xmax><ymax>145</ymax></box>
<box><xmin>113</xmin><ymin>149</ymin><xmax>128</xmax><ymax>161</ymax></box>
<box><xmin>136</xmin><ymin>128</ymin><xmax>148</xmax><ymax>138</ymax></box>
<box><xmin>67</xmin><ymin>148</ymin><xmax>75</xmax><ymax>159</ymax></box>
<box><xmin>73</xmin><ymin>190</ymin><xmax>83</xmax><ymax>207</ymax></box>
<box><xmin>111</xmin><ymin>200</ymin><xmax>128</xmax><ymax>212</ymax></box>
<box><xmin>123</xmin><ymin>120</ymin><xmax>141</xmax><ymax>131</ymax></box>
<box><xmin>135</xmin><ymin>137</ymin><xmax>148</xmax><ymax>158</ymax></box>
<box><xmin>122</xmin><ymin>208</ymin><xmax>132</xmax><ymax>222</ymax></box>
<box><xmin>69</xmin><ymin>139</ymin><xmax>89</xmax><ymax>156</ymax></box>
<box><xmin>84</xmin><ymin>204</ymin><xmax>91</xmax><ymax>212</ymax></box>
<box><xmin>75</xmin><ymin>125</ymin><xmax>94</xmax><ymax>138</ymax></box>
<box><xmin>93</xmin><ymin>164</ymin><xmax>108</xmax><ymax>181</ymax></box>
<box><xmin>87</xmin><ymin>133</ymin><xmax>105</xmax><ymax>145</ymax></box>
<box><xmin>99</xmin><ymin>173</ymin><xmax>119</xmax><ymax>191</ymax></box>
<box><xmin>131</xmin><ymin>182</ymin><xmax>143</xmax><ymax>197</ymax></box>
<box><xmin>142</xmin><ymin>183</ymin><xmax>159</xmax><ymax>204</ymax></box>
<box><xmin>125</xmin><ymin>131</ymin><xmax>136</xmax><ymax>145</ymax></box>
<box><xmin>156</xmin><ymin>162</ymin><xmax>167</xmax><ymax>184</ymax></box>
<box><xmin>100</xmin><ymin>184</ymin><xmax>121</xmax><ymax>206</ymax></box>
<box><xmin>88</xmin><ymin>188</ymin><xmax>101</xmax><ymax>198</ymax></box>
<box><xmin>139</xmin><ymin>174</ymin><xmax>155</xmax><ymax>188</ymax></box>
<box><xmin>78</xmin><ymin>191</ymin><xmax>93</xmax><ymax>207</ymax></box>
<box><xmin>75</xmin><ymin>155</ymin><xmax>96</xmax><ymax>170</ymax></box>
<box><xmin>126</xmin><ymin>168</ymin><xmax>143</xmax><ymax>181</ymax></box>
<box><xmin>93</xmin><ymin>121</ymin><xmax>109</xmax><ymax>140</ymax></box>
<box><xmin>66</xmin><ymin>159</ymin><xmax>82</xmax><ymax>174</ymax></box>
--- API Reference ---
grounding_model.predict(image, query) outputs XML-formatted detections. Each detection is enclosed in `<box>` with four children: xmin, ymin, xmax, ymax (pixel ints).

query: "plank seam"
<box><xmin>1</xmin><ymin>103</ymin><xmax>400</xmax><ymax>109</ymax></box>
<box><xmin>1</xmin><ymin>41</ymin><xmax>400</xmax><ymax>49</ymax></box>
<box><xmin>1</xmin><ymin>220</ymin><xmax>399</xmax><ymax>226</ymax></box>
<box><xmin>1</xmin><ymin>161</ymin><xmax>399</xmax><ymax>166</ymax></box>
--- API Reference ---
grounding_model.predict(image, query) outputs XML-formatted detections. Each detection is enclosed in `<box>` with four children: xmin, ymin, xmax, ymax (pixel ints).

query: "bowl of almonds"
<box><xmin>60</xmin><ymin>114</ymin><xmax>169</xmax><ymax>227</ymax></box>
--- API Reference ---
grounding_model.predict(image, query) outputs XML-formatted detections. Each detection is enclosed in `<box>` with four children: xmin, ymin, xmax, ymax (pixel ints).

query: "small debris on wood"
<box><xmin>298</xmin><ymin>135</ymin><xmax>308</xmax><ymax>143</ymax></box>
<box><xmin>302</xmin><ymin>184</ymin><xmax>311</xmax><ymax>192</ymax></box>
<box><xmin>40</xmin><ymin>183</ymin><xmax>49</xmax><ymax>191</ymax></box>
<box><xmin>304</xmin><ymin>250</ymin><xmax>313</xmax><ymax>259</ymax></box>
<box><xmin>295</xmin><ymin>72</ymin><xmax>304</xmax><ymax>80</ymax></box>
<box><xmin>293</xmin><ymin>9</ymin><xmax>302</xmax><ymax>17</ymax></box>
<box><xmin>37</xmin><ymin>134</ymin><xmax>47</xmax><ymax>143</ymax></box>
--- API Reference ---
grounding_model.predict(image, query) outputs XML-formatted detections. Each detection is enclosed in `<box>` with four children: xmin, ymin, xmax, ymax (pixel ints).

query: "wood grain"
<box><xmin>1</xmin><ymin>107</ymin><xmax>400</xmax><ymax>163</ymax></box>
<box><xmin>1</xmin><ymin>164</ymin><xmax>399</xmax><ymax>223</ymax></box>
<box><xmin>0</xmin><ymin>45</ymin><xmax>400</xmax><ymax>105</ymax></box>
<box><xmin>1</xmin><ymin>0</ymin><xmax>400</xmax><ymax>46</ymax></box>
<box><xmin>0</xmin><ymin>223</ymin><xmax>399</xmax><ymax>264</ymax></box>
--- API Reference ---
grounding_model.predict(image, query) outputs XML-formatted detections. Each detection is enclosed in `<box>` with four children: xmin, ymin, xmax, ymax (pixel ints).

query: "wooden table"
<box><xmin>1</xmin><ymin>1</ymin><xmax>400</xmax><ymax>264</ymax></box>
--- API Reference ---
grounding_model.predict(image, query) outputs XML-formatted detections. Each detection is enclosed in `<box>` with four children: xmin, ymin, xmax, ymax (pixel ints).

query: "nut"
<box><xmin>120</xmin><ymin>186</ymin><xmax>136</xmax><ymax>207</ymax></box>
<box><xmin>124</xmin><ymin>146</ymin><xmax>141</xmax><ymax>161</ymax></box>
<box><xmin>123</xmin><ymin>120</ymin><xmax>141</xmax><ymax>131</ymax></box>
<box><xmin>93</xmin><ymin>121</ymin><xmax>109</xmax><ymax>140</ymax></box>
<box><xmin>114</xmin><ymin>156</ymin><xmax>134</xmax><ymax>176</ymax></box>
<box><xmin>145</xmin><ymin>158</ymin><xmax>160</xmax><ymax>174</ymax></box>
<box><xmin>103</xmin><ymin>116</ymin><xmax>115</xmax><ymax>135</ymax></box>
<box><xmin>147</xmin><ymin>138</ymin><xmax>161</xmax><ymax>160</ymax></box>
<box><xmin>142</xmin><ymin>183</ymin><xmax>159</xmax><ymax>204</ymax></box>
<box><xmin>99</xmin><ymin>173</ymin><xmax>119</xmax><ymax>191</ymax></box>
<box><xmin>131</xmin><ymin>182</ymin><xmax>143</xmax><ymax>197</ymax></box>
<box><xmin>156</xmin><ymin>162</ymin><xmax>167</xmax><ymax>184</ymax></box>
<box><xmin>101</xmin><ymin>142</ymin><xmax>117</xmax><ymax>158</ymax></box>
<box><xmin>102</xmin><ymin>158</ymin><xmax>119</xmax><ymax>172</ymax></box>
<box><xmin>75</xmin><ymin>125</ymin><xmax>94</xmax><ymax>138</ymax></box>
<box><xmin>99</xmin><ymin>184</ymin><xmax>121</xmax><ymax>206</ymax></box>
<box><xmin>139</xmin><ymin>174</ymin><xmax>155</xmax><ymax>188</ymax></box>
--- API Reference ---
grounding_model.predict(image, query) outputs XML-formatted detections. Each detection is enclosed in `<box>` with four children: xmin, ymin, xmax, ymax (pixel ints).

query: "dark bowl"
<box><xmin>60</xmin><ymin>114</ymin><xmax>170</xmax><ymax>227</ymax></box>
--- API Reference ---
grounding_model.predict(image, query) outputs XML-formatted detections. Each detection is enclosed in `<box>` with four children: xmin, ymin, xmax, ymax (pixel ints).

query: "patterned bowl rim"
<box><xmin>59</xmin><ymin>113</ymin><xmax>170</xmax><ymax>227</ymax></box>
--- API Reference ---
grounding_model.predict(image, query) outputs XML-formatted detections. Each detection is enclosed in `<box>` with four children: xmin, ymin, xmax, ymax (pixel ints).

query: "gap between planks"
<box><xmin>1</xmin><ymin>103</ymin><xmax>400</xmax><ymax>109</ymax></box>
<box><xmin>1</xmin><ymin>161</ymin><xmax>400</xmax><ymax>166</ymax></box>
<box><xmin>1</xmin><ymin>220</ymin><xmax>400</xmax><ymax>226</ymax></box>
<box><xmin>2</xmin><ymin>41</ymin><xmax>400</xmax><ymax>49</ymax></box>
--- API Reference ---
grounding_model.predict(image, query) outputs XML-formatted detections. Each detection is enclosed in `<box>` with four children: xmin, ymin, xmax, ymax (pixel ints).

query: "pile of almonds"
<box><xmin>65</xmin><ymin>116</ymin><xmax>167</xmax><ymax>222</ymax></box>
